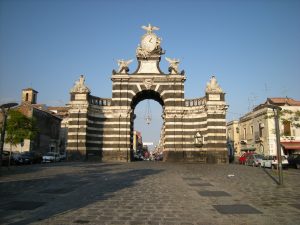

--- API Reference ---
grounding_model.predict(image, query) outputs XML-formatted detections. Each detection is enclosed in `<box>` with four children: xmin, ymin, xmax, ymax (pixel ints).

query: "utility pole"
<box><xmin>274</xmin><ymin>106</ymin><xmax>283</xmax><ymax>185</ymax></box>
<box><xmin>267</xmin><ymin>104</ymin><xmax>283</xmax><ymax>185</ymax></box>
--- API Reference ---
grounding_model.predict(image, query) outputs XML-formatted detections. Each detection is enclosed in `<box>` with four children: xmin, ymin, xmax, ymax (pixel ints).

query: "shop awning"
<box><xmin>241</xmin><ymin>147</ymin><xmax>256</xmax><ymax>151</ymax></box>
<box><xmin>281</xmin><ymin>142</ymin><xmax>300</xmax><ymax>150</ymax></box>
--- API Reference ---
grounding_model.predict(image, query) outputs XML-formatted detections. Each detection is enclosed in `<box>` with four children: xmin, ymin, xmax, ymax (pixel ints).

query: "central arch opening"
<box><xmin>130</xmin><ymin>90</ymin><xmax>164</xmax><ymax>161</ymax></box>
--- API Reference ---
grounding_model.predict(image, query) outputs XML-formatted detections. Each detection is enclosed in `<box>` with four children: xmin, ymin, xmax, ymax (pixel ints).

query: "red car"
<box><xmin>239</xmin><ymin>152</ymin><xmax>254</xmax><ymax>164</ymax></box>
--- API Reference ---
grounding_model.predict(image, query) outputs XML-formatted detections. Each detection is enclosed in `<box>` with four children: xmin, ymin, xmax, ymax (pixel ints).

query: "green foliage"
<box><xmin>280</xmin><ymin>110</ymin><xmax>300</xmax><ymax>129</ymax></box>
<box><xmin>289</xmin><ymin>110</ymin><xmax>300</xmax><ymax>128</ymax></box>
<box><xmin>266</xmin><ymin>109</ymin><xmax>300</xmax><ymax>129</ymax></box>
<box><xmin>5</xmin><ymin>110</ymin><xmax>38</xmax><ymax>146</ymax></box>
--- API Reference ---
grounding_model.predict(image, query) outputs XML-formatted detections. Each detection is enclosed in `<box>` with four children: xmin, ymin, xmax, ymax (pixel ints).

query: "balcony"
<box><xmin>281</xmin><ymin>136</ymin><xmax>296</xmax><ymax>141</ymax></box>
<box><xmin>240</xmin><ymin>140</ymin><xmax>247</xmax><ymax>145</ymax></box>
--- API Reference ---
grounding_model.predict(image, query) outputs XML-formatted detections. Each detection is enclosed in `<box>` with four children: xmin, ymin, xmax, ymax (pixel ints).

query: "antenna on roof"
<box><xmin>264</xmin><ymin>83</ymin><xmax>269</xmax><ymax>98</ymax></box>
<box><xmin>248</xmin><ymin>93</ymin><xmax>258</xmax><ymax>111</ymax></box>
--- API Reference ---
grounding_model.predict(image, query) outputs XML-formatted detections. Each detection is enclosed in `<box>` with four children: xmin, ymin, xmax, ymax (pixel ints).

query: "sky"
<box><xmin>1</xmin><ymin>0</ymin><xmax>300</xmax><ymax>149</ymax></box>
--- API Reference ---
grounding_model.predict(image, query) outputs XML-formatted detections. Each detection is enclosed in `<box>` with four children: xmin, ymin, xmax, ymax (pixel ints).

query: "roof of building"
<box><xmin>252</xmin><ymin>97</ymin><xmax>300</xmax><ymax>112</ymax></box>
<box><xmin>48</xmin><ymin>106</ymin><xmax>69</xmax><ymax>118</ymax></box>
<box><xmin>18</xmin><ymin>103</ymin><xmax>62</xmax><ymax>120</ymax></box>
<box><xmin>266</xmin><ymin>97</ymin><xmax>300</xmax><ymax>106</ymax></box>
<box><xmin>47</xmin><ymin>106</ymin><xmax>69</xmax><ymax>110</ymax></box>
<box><xmin>22</xmin><ymin>88</ymin><xmax>38</xmax><ymax>93</ymax></box>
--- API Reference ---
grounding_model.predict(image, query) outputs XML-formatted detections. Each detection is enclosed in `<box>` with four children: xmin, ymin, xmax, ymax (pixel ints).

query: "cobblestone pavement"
<box><xmin>0</xmin><ymin>162</ymin><xmax>299</xmax><ymax>225</ymax></box>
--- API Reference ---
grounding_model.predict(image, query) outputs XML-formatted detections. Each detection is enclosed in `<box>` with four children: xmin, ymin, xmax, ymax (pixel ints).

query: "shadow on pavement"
<box><xmin>0</xmin><ymin>162</ymin><xmax>121</xmax><ymax>178</ymax></box>
<box><xmin>262</xmin><ymin>167</ymin><xmax>279</xmax><ymax>185</ymax></box>
<box><xmin>0</xmin><ymin>163</ymin><xmax>49</xmax><ymax>178</ymax></box>
<box><xmin>0</xmin><ymin>163</ymin><xmax>163</xmax><ymax>225</ymax></box>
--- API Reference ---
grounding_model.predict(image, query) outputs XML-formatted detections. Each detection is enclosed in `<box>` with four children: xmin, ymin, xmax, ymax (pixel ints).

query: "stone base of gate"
<box><xmin>66</xmin><ymin>150</ymin><xmax>87</xmax><ymax>161</ymax></box>
<box><xmin>163</xmin><ymin>150</ymin><xmax>228</xmax><ymax>164</ymax></box>
<box><xmin>102</xmin><ymin>150</ymin><xmax>131</xmax><ymax>162</ymax></box>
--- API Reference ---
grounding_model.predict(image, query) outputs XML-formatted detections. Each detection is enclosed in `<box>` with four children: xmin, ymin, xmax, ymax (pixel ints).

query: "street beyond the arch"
<box><xmin>1</xmin><ymin>162</ymin><xmax>299</xmax><ymax>225</ymax></box>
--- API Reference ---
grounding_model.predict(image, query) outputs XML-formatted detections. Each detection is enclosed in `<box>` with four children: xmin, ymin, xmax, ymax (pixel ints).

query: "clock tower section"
<box><xmin>134</xmin><ymin>24</ymin><xmax>165</xmax><ymax>74</ymax></box>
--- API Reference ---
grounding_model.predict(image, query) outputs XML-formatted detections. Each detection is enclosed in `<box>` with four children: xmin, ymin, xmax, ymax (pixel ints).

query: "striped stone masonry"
<box><xmin>66</xmin><ymin>45</ymin><xmax>228</xmax><ymax>163</ymax></box>
<box><xmin>66</xmin><ymin>71</ymin><xmax>228</xmax><ymax>163</ymax></box>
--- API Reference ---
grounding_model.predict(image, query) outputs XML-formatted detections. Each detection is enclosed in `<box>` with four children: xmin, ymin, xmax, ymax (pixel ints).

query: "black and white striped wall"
<box><xmin>67</xmin><ymin>74</ymin><xmax>227</xmax><ymax>163</ymax></box>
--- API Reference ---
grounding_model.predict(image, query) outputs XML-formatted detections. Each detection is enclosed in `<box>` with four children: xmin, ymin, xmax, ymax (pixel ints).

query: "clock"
<box><xmin>141</xmin><ymin>33</ymin><xmax>157</xmax><ymax>52</ymax></box>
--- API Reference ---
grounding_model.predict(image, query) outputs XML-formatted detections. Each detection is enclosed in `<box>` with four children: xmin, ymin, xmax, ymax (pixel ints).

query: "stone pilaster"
<box><xmin>67</xmin><ymin>75</ymin><xmax>90</xmax><ymax>160</ymax></box>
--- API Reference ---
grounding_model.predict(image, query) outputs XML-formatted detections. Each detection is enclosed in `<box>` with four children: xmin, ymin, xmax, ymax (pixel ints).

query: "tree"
<box><xmin>280</xmin><ymin>109</ymin><xmax>300</xmax><ymax>129</ymax></box>
<box><xmin>5</xmin><ymin>110</ymin><xmax>38</xmax><ymax>151</ymax></box>
<box><xmin>266</xmin><ymin>109</ymin><xmax>300</xmax><ymax>136</ymax></box>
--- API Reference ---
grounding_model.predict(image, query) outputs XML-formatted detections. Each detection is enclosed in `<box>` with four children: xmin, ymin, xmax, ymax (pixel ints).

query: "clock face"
<box><xmin>141</xmin><ymin>34</ymin><xmax>157</xmax><ymax>52</ymax></box>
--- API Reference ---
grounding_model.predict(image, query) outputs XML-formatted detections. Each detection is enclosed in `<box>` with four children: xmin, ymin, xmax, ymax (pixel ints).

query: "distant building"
<box><xmin>226</xmin><ymin>120</ymin><xmax>240</xmax><ymax>162</ymax></box>
<box><xmin>227</xmin><ymin>97</ymin><xmax>300</xmax><ymax>161</ymax></box>
<box><xmin>2</xmin><ymin>88</ymin><xmax>62</xmax><ymax>154</ymax></box>
<box><xmin>133</xmin><ymin>130</ymin><xmax>143</xmax><ymax>154</ymax></box>
<box><xmin>48</xmin><ymin>106</ymin><xmax>69</xmax><ymax>153</ymax></box>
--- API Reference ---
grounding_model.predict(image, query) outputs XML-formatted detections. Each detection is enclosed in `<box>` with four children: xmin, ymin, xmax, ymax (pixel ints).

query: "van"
<box><xmin>42</xmin><ymin>152</ymin><xmax>60</xmax><ymax>163</ymax></box>
<box><xmin>261</xmin><ymin>155</ymin><xmax>289</xmax><ymax>169</ymax></box>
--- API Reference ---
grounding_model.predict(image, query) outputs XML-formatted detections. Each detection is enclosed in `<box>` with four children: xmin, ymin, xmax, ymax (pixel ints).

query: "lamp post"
<box><xmin>0</xmin><ymin>102</ymin><xmax>18</xmax><ymax>167</ymax></box>
<box><xmin>267</xmin><ymin>104</ymin><xmax>283</xmax><ymax>185</ymax></box>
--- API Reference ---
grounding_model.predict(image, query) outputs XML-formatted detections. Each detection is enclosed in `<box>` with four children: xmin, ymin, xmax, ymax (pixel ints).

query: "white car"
<box><xmin>261</xmin><ymin>155</ymin><xmax>289</xmax><ymax>169</ymax></box>
<box><xmin>245</xmin><ymin>154</ymin><xmax>264</xmax><ymax>167</ymax></box>
<box><xmin>42</xmin><ymin>152</ymin><xmax>60</xmax><ymax>163</ymax></box>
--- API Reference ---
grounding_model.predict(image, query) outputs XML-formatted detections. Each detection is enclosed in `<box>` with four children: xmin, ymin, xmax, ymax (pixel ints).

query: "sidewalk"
<box><xmin>0</xmin><ymin>162</ymin><xmax>299</xmax><ymax>225</ymax></box>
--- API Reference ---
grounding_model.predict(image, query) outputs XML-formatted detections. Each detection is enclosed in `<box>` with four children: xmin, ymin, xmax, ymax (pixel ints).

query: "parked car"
<box><xmin>245</xmin><ymin>154</ymin><xmax>264</xmax><ymax>167</ymax></box>
<box><xmin>155</xmin><ymin>154</ymin><xmax>163</xmax><ymax>161</ymax></box>
<box><xmin>31</xmin><ymin>152</ymin><xmax>43</xmax><ymax>163</ymax></box>
<box><xmin>20</xmin><ymin>152</ymin><xmax>43</xmax><ymax>164</ymax></box>
<box><xmin>1</xmin><ymin>150</ymin><xmax>12</xmax><ymax>166</ymax></box>
<box><xmin>11</xmin><ymin>152</ymin><xmax>24</xmax><ymax>165</ymax></box>
<box><xmin>42</xmin><ymin>152</ymin><xmax>60</xmax><ymax>163</ymax></box>
<box><xmin>287</xmin><ymin>154</ymin><xmax>300</xmax><ymax>169</ymax></box>
<box><xmin>59</xmin><ymin>152</ymin><xmax>67</xmax><ymax>161</ymax></box>
<box><xmin>239</xmin><ymin>152</ymin><xmax>254</xmax><ymax>164</ymax></box>
<box><xmin>261</xmin><ymin>155</ymin><xmax>289</xmax><ymax>169</ymax></box>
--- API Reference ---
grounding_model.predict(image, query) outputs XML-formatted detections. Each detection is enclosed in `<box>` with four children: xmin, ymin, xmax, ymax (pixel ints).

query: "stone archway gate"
<box><xmin>67</xmin><ymin>24</ymin><xmax>228</xmax><ymax>163</ymax></box>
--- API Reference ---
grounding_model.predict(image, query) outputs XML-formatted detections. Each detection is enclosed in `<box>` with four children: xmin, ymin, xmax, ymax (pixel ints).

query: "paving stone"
<box><xmin>213</xmin><ymin>204</ymin><xmax>262</xmax><ymax>214</ymax></box>
<box><xmin>3</xmin><ymin>201</ymin><xmax>46</xmax><ymax>210</ymax></box>
<box><xmin>198</xmin><ymin>191</ymin><xmax>231</xmax><ymax>197</ymax></box>
<box><xmin>289</xmin><ymin>204</ymin><xmax>300</xmax><ymax>210</ymax></box>
<box><xmin>73</xmin><ymin>219</ymin><xmax>90</xmax><ymax>224</ymax></box>
<box><xmin>39</xmin><ymin>187</ymin><xmax>74</xmax><ymax>194</ymax></box>
<box><xmin>188</xmin><ymin>183</ymin><xmax>213</xmax><ymax>187</ymax></box>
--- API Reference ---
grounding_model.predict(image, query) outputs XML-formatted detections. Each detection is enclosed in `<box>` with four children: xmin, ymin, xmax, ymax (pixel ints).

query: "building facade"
<box><xmin>48</xmin><ymin>106</ymin><xmax>70</xmax><ymax>154</ymax></box>
<box><xmin>3</xmin><ymin>88</ymin><xmax>62</xmax><ymax>154</ymax></box>
<box><xmin>132</xmin><ymin>130</ymin><xmax>143</xmax><ymax>156</ymax></box>
<box><xmin>67</xmin><ymin>24</ymin><xmax>228</xmax><ymax>163</ymax></box>
<box><xmin>227</xmin><ymin>97</ymin><xmax>300</xmax><ymax>160</ymax></box>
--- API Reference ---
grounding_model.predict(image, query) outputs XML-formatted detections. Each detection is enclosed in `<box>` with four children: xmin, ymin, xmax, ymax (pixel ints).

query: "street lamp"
<box><xmin>266</xmin><ymin>104</ymin><xmax>283</xmax><ymax>185</ymax></box>
<box><xmin>0</xmin><ymin>102</ymin><xmax>18</xmax><ymax>167</ymax></box>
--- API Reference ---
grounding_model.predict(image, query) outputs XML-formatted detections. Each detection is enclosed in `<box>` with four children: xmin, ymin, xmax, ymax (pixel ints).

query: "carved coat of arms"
<box><xmin>143</xmin><ymin>79</ymin><xmax>153</xmax><ymax>90</ymax></box>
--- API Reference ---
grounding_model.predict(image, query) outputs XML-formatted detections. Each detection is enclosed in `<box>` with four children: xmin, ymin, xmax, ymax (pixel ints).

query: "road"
<box><xmin>0</xmin><ymin>162</ymin><xmax>299</xmax><ymax>225</ymax></box>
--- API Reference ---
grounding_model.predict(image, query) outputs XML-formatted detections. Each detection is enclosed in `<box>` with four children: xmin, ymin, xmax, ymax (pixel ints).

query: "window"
<box><xmin>251</xmin><ymin>126</ymin><xmax>253</xmax><ymax>135</ymax></box>
<box><xmin>243</xmin><ymin>127</ymin><xmax>246</xmax><ymax>139</ymax></box>
<box><xmin>283</xmin><ymin>121</ymin><xmax>291</xmax><ymax>136</ymax></box>
<box><xmin>25</xmin><ymin>93</ymin><xmax>29</xmax><ymax>101</ymax></box>
<box><xmin>33</xmin><ymin>93</ymin><xmax>36</xmax><ymax>103</ymax></box>
<box><xmin>259</xmin><ymin>123</ymin><xmax>264</xmax><ymax>137</ymax></box>
<box><xmin>228</xmin><ymin>129</ymin><xmax>231</xmax><ymax>139</ymax></box>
